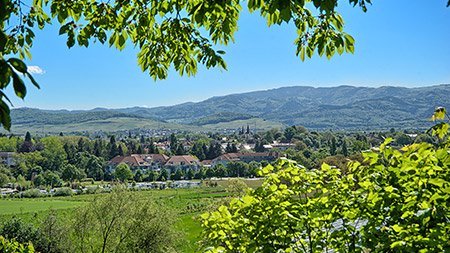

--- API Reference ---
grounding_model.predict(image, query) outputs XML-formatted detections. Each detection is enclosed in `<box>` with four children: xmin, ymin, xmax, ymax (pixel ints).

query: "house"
<box><xmin>0</xmin><ymin>152</ymin><xmax>15</xmax><ymax>167</ymax></box>
<box><xmin>211</xmin><ymin>153</ymin><xmax>241</xmax><ymax>166</ymax></box>
<box><xmin>238</xmin><ymin>152</ymin><xmax>280</xmax><ymax>163</ymax></box>
<box><xmin>201</xmin><ymin>159</ymin><xmax>213</xmax><ymax>168</ymax></box>
<box><xmin>164</xmin><ymin>155</ymin><xmax>200</xmax><ymax>172</ymax></box>
<box><xmin>139</xmin><ymin>154</ymin><xmax>170</xmax><ymax>171</ymax></box>
<box><xmin>108</xmin><ymin>154</ymin><xmax>169</xmax><ymax>172</ymax></box>
<box><xmin>263</xmin><ymin>143</ymin><xmax>296</xmax><ymax>151</ymax></box>
<box><xmin>212</xmin><ymin>152</ymin><xmax>280</xmax><ymax>166</ymax></box>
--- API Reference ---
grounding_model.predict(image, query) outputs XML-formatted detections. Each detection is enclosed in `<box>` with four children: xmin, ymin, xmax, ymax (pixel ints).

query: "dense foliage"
<box><xmin>0</xmin><ymin>236</ymin><xmax>34</xmax><ymax>253</ymax></box>
<box><xmin>201</xmin><ymin>108</ymin><xmax>450</xmax><ymax>252</ymax></box>
<box><xmin>70</xmin><ymin>191</ymin><xmax>179</xmax><ymax>253</ymax></box>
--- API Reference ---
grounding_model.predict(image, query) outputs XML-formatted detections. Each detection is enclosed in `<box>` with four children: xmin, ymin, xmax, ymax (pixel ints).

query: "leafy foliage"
<box><xmin>0</xmin><ymin>236</ymin><xmax>35</xmax><ymax>253</ymax></box>
<box><xmin>201</xmin><ymin>107</ymin><xmax>450</xmax><ymax>252</ymax></box>
<box><xmin>70</xmin><ymin>190</ymin><xmax>179</xmax><ymax>253</ymax></box>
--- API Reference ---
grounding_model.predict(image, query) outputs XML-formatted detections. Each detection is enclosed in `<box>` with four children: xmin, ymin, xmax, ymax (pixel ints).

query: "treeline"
<box><xmin>114</xmin><ymin>160</ymin><xmax>266</xmax><ymax>183</ymax></box>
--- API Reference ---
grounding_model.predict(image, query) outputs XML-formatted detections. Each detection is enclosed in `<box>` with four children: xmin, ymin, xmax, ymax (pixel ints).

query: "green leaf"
<box><xmin>390</xmin><ymin>240</ymin><xmax>405</xmax><ymax>248</ymax></box>
<box><xmin>7</xmin><ymin>58</ymin><xmax>28</xmax><ymax>73</ymax></box>
<box><xmin>11</xmin><ymin>72</ymin><xmax>27</xmax><ymax>99</ymax></box>
<box><xmin>392</xmin><ymin>224</ymin><xmax>403</xmax><ymax>233</ymax></box>
<box><xmin>432</xmin><ymin>106</ymin><xmax>446</xmax><ymax>120</ymax></box>
<box><xmin>428</xmin><ymin>178</ymin><xmax>446</xmax><ymax>187</ymax></box>
<box><xmin>26</xmin><ymin>72</ymin><xmax>40</xmax><ymax>89</ymax></box>
<box><xmin>0</xmin><ymin>99</ymin><xmax>11</xmax><ymax>131</ymax></box>
<box><xmin>0</xmin><ymin>30</ymin><xmax>7</xmax><ymax>52</ymax></box>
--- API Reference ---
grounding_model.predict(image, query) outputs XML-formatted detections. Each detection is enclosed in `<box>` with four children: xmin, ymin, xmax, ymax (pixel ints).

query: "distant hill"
<box><xmin>8</xmin><ymin>84</ymin><xmax>450</xmax><ymax>133</ymax></box>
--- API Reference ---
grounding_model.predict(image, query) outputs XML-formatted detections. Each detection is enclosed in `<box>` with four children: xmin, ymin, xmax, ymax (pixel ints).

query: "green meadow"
<box><xmin>0</xmin><ymin>182</ymin><xmax>255</xmax><ymax>253</ymax></box>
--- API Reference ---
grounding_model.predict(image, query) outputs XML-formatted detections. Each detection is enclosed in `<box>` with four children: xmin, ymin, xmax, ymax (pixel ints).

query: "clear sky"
<box><xmin>8</xmin><ymin>0</ymin><xmax>450</xmax><ymax>110</ymax></box>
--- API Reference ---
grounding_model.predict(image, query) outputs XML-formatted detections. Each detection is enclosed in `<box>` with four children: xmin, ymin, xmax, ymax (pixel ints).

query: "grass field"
<box><xmin>0</xmin><ymin>179</ymin><xmax>263</xmax><ymax>252</ymax></box>
<box><xmin>0</xmin><ymin>199</ymin><xmax>83</xmax><ymax>215</ymax></box>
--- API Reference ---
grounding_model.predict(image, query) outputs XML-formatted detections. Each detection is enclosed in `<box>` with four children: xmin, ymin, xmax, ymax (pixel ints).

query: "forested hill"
<box><xmin>10</xmin><ymin>84</ymin><xmax>450</xmax><ymax>131</ymax></box>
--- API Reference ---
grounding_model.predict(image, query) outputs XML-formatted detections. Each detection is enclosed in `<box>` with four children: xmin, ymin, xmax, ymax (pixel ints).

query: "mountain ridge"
<box><xmin>9</xmin><ymin>84</ymin><xmax>450</xmax><ymax>132</ymax></box>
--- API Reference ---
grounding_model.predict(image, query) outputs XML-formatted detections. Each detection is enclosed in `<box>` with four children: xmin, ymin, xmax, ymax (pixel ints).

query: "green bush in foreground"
<box><xmin>0</xmin><ymin>236</ymin><xmax>34</xmax><ymax>253</ymax></box>
<box><xmin>201</xmin><ymin>108</ymin><xmax>450</xmax><ymax>252</ymax></box>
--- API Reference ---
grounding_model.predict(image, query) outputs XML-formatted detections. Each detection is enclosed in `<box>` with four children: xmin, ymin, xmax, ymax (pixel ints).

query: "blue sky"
<box><xmin>9</xmin><ymin>0</ymin><xmax>450</xmax><ymax>110</ymax></box>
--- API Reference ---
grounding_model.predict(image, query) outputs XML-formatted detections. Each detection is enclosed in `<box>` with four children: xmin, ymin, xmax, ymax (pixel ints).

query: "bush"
<box><xmin>201</xmin><ymin>108</ymin><xmax>450</xmax><ymax>252</ymax></box>
<box><xmin>84</xmin><ymin>186</ymin><xmax>100</xmax><ymax>195</ymax></box>
<box><xmin>20</xmin><ymin>189</ymin><xmax>42</xmax><ymax>198</ymax></box>
<box><xmin>0</xmin><ymin>236</ymin><xmax>35</xmax><ymax>253</ymax></box>
<box><xmin>0</xmin><ymin>217</ymin><xmax>39</xmax><ymax>246</ymax></box>
<box><xmin>69</xmin><ymin>190</ymin><xmax>179</xmax><ymax>252</ymax></box>
<box><xmin>225</xmin><ymin>178</ymin><xmax>248</xmax><ymax>197</ymax></box>
<box><xmin>53</xmin><ymin>187</ymin><xmax>73</xmax><ymax>197</ymax></box>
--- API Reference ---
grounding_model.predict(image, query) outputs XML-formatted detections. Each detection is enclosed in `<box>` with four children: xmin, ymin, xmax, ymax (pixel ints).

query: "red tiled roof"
<box><xmin>109</xmin><ymin>153</ymin><xmax>171</xmax><ymax>167</ymax></box>
<box><xmin>165</xmin><ymin>155</ymin><xmax>199</xmax><ymax>166</ymax></box>
<box><xmin>213</xmin><ymin>152</ymin><xmax>280</xmax><ymax>162</ymax></box>
<box><xmin>213</xmin><ymin>153</ymin><xmax>241</xmax><ymax>162</ymax></box>
<box><xmin>238</xmin><ymin>152</ymin><xmax>279</xmax><ymax>157</ymax></box>
<box><xmin>139</xmin><ymin>154</ymin><xmax>169</xmax><ymax>163</ymax></box>
<box><xmin>201</xmin><ymin>160</ymin><xmax>213</xmax><ymax>165</ymax></box>
<box><xmin>109</xmin><ymin>155</ymin><xmax>147</xmax><ymax>167</ymax></box>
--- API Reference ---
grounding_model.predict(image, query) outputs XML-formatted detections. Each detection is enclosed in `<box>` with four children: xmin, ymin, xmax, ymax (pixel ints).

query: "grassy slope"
<box><xmin>0</xmin><ymin>199</ymin><xmax>82</xmax><ymax>215</ymax></box>
<box><xmin>201</xmin><ymin>118</ymin><xmax>284</xmax><ymax>132</ymax></box>
<box><xmin>0</xmin><ymin>187</ymin><xmax>226</xmax><ymax>252</ymax></box>
<box><xmin>0</xmin><ymin>179</ymin><xmax>264</xmax><ymax>252</ymax></box>
<box><xmin>5</xmin><ymin>117</ymin><xmax>282</xmax><ymax>134</ymax></box>
<box><xmin>7</xmin><ymin>117</ymin><xmax>203</xmax><ymax>134</ymax></box>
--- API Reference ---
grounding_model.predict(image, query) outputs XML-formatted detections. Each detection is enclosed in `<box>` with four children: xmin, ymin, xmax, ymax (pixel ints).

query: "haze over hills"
<box><xmin>8</xmin><ymin>84</ymin><xmax>450</xmax><ymax>133</ymax></box>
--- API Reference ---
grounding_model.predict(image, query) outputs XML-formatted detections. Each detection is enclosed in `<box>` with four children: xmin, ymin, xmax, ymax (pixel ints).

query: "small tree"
<box><xmin>158</xmin><ymin>168</ymin><xmax>168</xmax><ymax>181</ymax></box>
<box><xmin>134</xmin><ymin>169</ymin><xmax>143</xmax><ymax>182</ymax></box>
<box><xmin>113</xmin><ymin>163</ymin><xmax>133</xmax><ymax>182</ymax></box>
<box><xmin>186</xmin><ymin>169</ymin><xmax>195</xmax><ymax>180</ymax></box>
<box><xmin>61</xmin><ymin>164</ymin><xmax>85</xmax><ymax>182</ymax></box>
<box><xmin>172</xmin><ymin>169</ymin><xmax>183</xmax><ymax>181</ymax></box>
<box><xmin>70</xmin><ymin>191</ymin><xmax>178</xmax><ymax>253</ymax></box>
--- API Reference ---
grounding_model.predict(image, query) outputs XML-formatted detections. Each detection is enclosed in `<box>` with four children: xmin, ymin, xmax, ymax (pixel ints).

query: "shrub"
<box><xmin>201</xmin><ymin>108</ymin><xmax>450</xmax><ymax>252</ymax></box>
<box><xmin>0</xmin><ymin>236</ymin><xmax>35</xmax><ymax>253</ymax></box>
<box><xmin>53</xmin><ymin>187</ymin><xmax>73</xmax><ymax>197</ymax></box>
<box><xmin>20</xmin><ymin>189</ymin><xmax>42</xmax><ymax>198</ymax></box>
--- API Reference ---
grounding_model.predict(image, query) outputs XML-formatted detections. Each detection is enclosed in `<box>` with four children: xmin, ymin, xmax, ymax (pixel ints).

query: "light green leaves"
<box><xmin>431</xmin><ymin>106</ymin><xmax>446</xmax><ymax>121</ymax></box>
<box><xmin>201</xmin><ymin>111</ymin><xmax>450</xmax><ymax>252</ymax></box>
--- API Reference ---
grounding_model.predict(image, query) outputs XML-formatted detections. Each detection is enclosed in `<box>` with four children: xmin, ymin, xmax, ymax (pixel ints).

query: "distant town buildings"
<box><xmin>107</xmin><ymin>152</ymin><xmax>281</xmax><ymax>173</ymax></box>
<box><xmin>0</xmin><ymin>152</ymin><xmax>15</xmax><ymax>167</ymax></box>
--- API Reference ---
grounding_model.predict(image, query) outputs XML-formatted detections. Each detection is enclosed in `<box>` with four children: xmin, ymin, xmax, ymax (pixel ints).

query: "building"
<box><xmin>263</xmin><ymin>143</ymin><xmax>296</xmax><ymax>151</ymax></box>
<box><xmin>211</xmin><ymin>153</ymin><xmax>241</xmax><ymax>166</ymax></box>
<box><xmin>0</xmin><ymin>152</ymin><xmax>15</xmax><ymax>167</ymax></box>
<box><xmin>212</xmin><ymin>152</ymin><xmax>280</xmax><ymax>167</ymax></box>
<box><xmin>108</xmin><ymin>154</ymin><xmax>169</xmax><ymax>172</ymax></box>
<box><xmin>164</xmin><ymin>155</ymin><xmax>200</xmax><ymax>172</ymax></box>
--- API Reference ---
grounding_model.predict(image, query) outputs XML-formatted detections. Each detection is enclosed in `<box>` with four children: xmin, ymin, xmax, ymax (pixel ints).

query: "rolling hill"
<box><xmin>7</xmin><ymin>84</ymin><xmax>450</xmax><ymax>133</ymax></box>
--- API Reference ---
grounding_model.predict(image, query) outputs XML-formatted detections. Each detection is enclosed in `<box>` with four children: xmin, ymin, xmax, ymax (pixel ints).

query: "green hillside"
<box><xmin>8</xmin><ymin>84</ymin><xmax>450</xmax><ymax>133</ymax></box>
